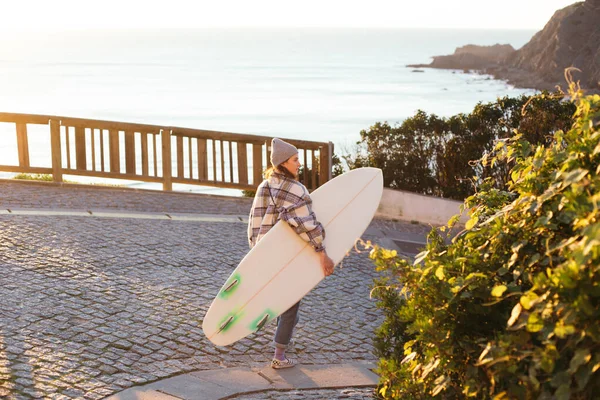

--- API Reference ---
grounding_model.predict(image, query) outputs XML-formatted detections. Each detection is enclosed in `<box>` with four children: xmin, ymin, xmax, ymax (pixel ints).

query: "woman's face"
<box><xmin>282</xmin><ymin>154</ymin><xmax>301</xmax><ymax>178</ymax></box>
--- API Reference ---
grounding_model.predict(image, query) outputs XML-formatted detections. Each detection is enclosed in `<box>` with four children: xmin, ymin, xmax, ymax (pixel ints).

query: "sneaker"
<box><xmin>271</xmin><ymin>357</ymin><xmax>296</xmax><ymax>369</ymax></box>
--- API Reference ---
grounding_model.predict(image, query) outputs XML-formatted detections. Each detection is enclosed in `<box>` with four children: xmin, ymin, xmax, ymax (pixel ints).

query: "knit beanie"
<box><xmin>270</xmin><ymin>138</ymin><xmax>298</xmax><ymax>167</ymax></box>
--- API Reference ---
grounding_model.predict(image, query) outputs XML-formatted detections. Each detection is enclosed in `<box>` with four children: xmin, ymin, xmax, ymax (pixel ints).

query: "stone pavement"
<box><xmin>0</xmin><ymin>180</ymin><xmax>432</xmax><ymax>400</ymax></box>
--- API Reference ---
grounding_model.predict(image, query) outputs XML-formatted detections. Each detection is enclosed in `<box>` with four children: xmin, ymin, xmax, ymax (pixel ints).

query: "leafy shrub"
<box><xmin>13</xmin><ymin>173</ymin><xmax>54</xmax><ymax>182</ymax></box>
<box><xmin>370</xmin><ymin>86</ymin><xmax>600</xmax><ymax>399</ymax></box>
<box><xmin>348</xmin><ymin>92</ymin><xmax>575</xmax><ymax>201</ymax></box>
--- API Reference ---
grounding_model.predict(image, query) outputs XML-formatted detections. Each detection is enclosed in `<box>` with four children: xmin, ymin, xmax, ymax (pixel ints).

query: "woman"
<box><xmin>248</xmin><ymin>138</ymin><xmax>335</xmax><ymax>369</ymax></box>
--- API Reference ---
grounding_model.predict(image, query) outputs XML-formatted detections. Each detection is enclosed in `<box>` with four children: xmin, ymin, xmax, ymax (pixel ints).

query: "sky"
<box><xmin>2</xmin><ymin>0</ymin><xmax>580</xmax><ymax>31</ymax></box>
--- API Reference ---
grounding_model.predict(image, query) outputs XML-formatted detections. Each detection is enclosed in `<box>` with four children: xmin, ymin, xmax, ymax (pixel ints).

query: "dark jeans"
<box><xmin>274</xmin><ymin>301</ymin><xmax>300</xmax><ymax>349</ymax></box>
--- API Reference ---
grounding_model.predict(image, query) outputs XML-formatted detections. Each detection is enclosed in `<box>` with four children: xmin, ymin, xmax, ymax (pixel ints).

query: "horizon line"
<box><xmin>2</xmin><ymin>26</ymin><xmax>541</xmax><ymax>33</ymax></box>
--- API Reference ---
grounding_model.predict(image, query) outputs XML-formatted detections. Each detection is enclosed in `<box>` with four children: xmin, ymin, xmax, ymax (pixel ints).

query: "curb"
<box><xmin>0</xmin><ymin>208</ymin><xmax>248</xmax><ymax>224</ymax></box>
<box><xmin>0</xmin><ymin>177</ymin><xmax>254</xmax><ymax>202</ymax></box>
<box><xmin>104</xmin><ymin>363</ymin><xmax>378</xmax><ymax>400</ymax></box>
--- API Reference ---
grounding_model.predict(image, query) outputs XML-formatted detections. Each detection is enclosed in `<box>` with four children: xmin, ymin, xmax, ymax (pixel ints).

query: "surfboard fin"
<box><xmin>224</xmin><ymin>279</ymin><xmax>239</xmax><ymax>292</ymax></box>
<box><xmin>256</xmin><ymin>314</ymin><xmax>270</xmax><ymax>331</ymax></box>
<box><xmin>219</xmin><ymin>316</ymin><xmax>234</xmax><ymax>333</ymax></box>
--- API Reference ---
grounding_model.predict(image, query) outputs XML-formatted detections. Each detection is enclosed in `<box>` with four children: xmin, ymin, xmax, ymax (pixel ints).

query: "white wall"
<box><xmin>375</xmin><ymin>188</ymin><xmax>469</xmax><ymax>226</ymax></box>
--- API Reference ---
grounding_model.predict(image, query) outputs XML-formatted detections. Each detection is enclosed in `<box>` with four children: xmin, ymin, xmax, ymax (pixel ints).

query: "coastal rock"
<box><xmin>408</xmin><ymin>44</ymin><xmax>515</xmax><ymax>70</ymax></box>
<box><xmin>409</xmin><ymin>0</ymin><xmax>600</xmax><ymax>92</ymax></box>
<box><xmin>507</xmin><ymin>0</ymin><xmax>600</xmax><ymax>91</ymax></box>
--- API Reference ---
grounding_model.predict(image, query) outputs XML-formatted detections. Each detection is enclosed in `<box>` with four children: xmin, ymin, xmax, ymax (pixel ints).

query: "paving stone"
<box><xmin>20</xmin><ymin>387</ymin><xmax>46</xmax><ymax>399</ymax></box>
<box><xmin>60</xmin><ymin>388</ymin><xmax>87</xmax><ymax>398</ymax></box>
<box><xmin>46</xmin><ymin>394</ymin><xmax>72</xmax><ymax>400</ymax></box>
<box><xmin>112</xmin><ymin>340</ymin><xmax>133</xmax><ymax>351</ymax></box>
<box><xmin>99</xmin><ymin>365</ymin><xmax>119</xmax><ymax>375</ymax></box>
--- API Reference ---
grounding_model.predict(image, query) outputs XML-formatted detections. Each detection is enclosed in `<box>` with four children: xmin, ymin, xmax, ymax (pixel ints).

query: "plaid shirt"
<box><xmin>248</xmin><ymin>172</ymin><xmax>325</xmax><ymax>252</ymax></box>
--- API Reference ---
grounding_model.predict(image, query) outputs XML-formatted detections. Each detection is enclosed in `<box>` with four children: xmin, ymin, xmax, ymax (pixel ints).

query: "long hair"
<box><xmin>265</xmin><ymin>164</ymin><xmax>296</xmax><ymax>180</ymax></box>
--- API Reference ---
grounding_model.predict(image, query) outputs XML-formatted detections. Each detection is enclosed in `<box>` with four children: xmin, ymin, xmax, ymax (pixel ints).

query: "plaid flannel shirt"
<box><xmin>248</xmin><ymin>172</ymin><xmax>325</xmax><ymax>252</ymax></box>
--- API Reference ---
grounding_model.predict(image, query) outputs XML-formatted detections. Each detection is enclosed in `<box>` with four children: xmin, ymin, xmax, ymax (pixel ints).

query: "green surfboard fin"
<box><xmin>219</xmin><ymin>273</ymin><xmax>241</xmax><ymax>300</ymax></box>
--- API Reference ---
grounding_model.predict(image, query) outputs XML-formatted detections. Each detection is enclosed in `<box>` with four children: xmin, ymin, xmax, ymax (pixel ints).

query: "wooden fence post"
<box><xmin>162</xmin><ymin>129</ymin><xmax>172</xmax><ymax>191</ymax></box>
<box><xmin>16</xmin><ymin>123</ymin><xmax>30</xmax><ymax>168</ymax></box>
<box><xmin>253</xmin><ymin>143</ymin><xmax>263</xmax><ymax>185</ymax></box>
<box><xmin>124</xmin><ymin>130</ymin><xmax>136</xmax><ymax>174</ymax></box>
<box><xmin>75</xmin><ymin>127</ymin><xmax>86</xmax><ymax>170</ymax></box>
<box><xmin>176</xmin><ymin>136</ymin><xmax>184</xmax><ymax>178</ymax></box>
<box><xmin>49</xmin><ymin>119</ymin><xmax>63</xmax><ymax>183</ymax></box>
<box><xmin>311</xmin><ymin>149</ymin><xmax>317</xmax><ymax>191</ymax></box>
<box><xmin>319</xmin><ymin>141</ymin><xmax>333</xmax><ymax>185</ymax></box>
<box><xmin>141</xmin><ymin>133</ymin><xmax>149</xmax><ymax>176</ymax></box>
<box><xmin>109</xmin><ymin>129</ymin><xmax>120</xmax><ymax>173</ymax></box>
<box><xmin>237</xmin><ymin>142</ymin><xmax>248</xmax><ymax>185</ymax></box>
<box><xmin>328</xmin><ymin>141</ymin><xmax>334</xmax><ymax>181</ymax></box>
<box><xmin>197</xmin><ymin>138</ymin><xmax>208</xmax><ymax>180</ymax></box>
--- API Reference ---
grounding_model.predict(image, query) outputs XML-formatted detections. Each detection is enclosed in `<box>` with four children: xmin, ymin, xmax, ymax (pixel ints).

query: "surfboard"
<box><xmin>202</xmin><ymin>167</ymin><xmax>383</xmax><ymax>346</ymax></box>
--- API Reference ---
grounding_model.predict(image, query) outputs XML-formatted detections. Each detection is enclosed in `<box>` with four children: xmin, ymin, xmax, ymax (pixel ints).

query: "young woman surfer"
<box><xmin>247</xmin><ymin>138</ymin><xmax>335</xmax><ymax>369</ymax></box>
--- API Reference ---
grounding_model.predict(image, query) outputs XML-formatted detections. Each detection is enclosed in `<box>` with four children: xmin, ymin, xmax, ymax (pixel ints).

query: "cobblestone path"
<box><xmin>1</xmin><ymin>214</ymin><xmax>383</xmax><ymax>399</ymax></box>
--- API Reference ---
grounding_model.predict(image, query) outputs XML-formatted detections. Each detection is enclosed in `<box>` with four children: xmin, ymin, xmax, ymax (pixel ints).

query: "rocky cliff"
<box><xmin>409</xmin><ymin>0</ymin><xmax>600</xmax><ymax>92</ymax></box>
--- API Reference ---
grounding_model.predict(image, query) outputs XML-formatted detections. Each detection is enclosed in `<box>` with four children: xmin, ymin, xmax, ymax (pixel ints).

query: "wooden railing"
<box><xmin>0</xmin><ymin>113</ymin><xmax>333</xmax><ymax>191</ymax></box>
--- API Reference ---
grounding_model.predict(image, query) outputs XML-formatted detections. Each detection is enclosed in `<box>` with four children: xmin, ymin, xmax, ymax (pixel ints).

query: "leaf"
<box><xmin>555</xmin><ymin>385</ymin><xmax>571</xmax><ymax>400</ymax></box>
<box><xmin>381</xmin><ymin>248</ymin><xmax>398</xmax><ymax>259</ymax></box>
<box><xmin>528</xmin><ymin>365</ymin><xmax>540</xmax><ymax>390</ymax></box>
<box><xmin>478</xmin><ymin>343</ymin><xmax>492</xmax><ymax>361</ymax></box>
<box><xmin>562</xmin><ymin>168</ymin><xmax>588</xmax><ymax>187</ymax></box>
<box><xmin>511</xmin><ymin>169</ymin><xmax>520</xmax><ymax>183</ymax></box>
<box><xmin>527</xmin><ymin>253</ymin><xmax>541</xmax><ymax>267</ymax></box>
<box><xmin>435</xmin><ymin>266</ymin><xmax>445</xmax><ymax>281</ymax></box>
<box><xmin>550</xmin><ymin>371</ymin><xmax>570</xmax><ymax>388</ymax></box>
<box><xmin>554</xmin><ymin>323</ymin><xmax>576</xmax><ymax>338</ymax></box>
<box><xmin>574</xmin><ymin>364</ymin><xmax>592</xmax><ymax>390</ymax></box>
<box><xmin>507</xmin><ymin>303</ymin><xmax>522</xmax><ymax>327</ymax></box>
<box><xmin>431</xmin><ymin>375</ymin><xmax>450</xmax><ymax>396</ymax></box>
<box><xmin>594</xmin><ymin>140</ymin><xmax>600</xmax><ymax>156</ymax></box>
<box><xmin>520</xmin><ymin>292</ymin><xmax>539</xmax><ymax>310</ymax></box>
<box><xmin>491</xmin><ymin>285</ymin><xmax>507</xmax><ymax>297</ymax></box>
<box><xmin>421</xmin><ymin>358</ymin><xmax>440</xmax><ymax>378</ymax></box>
<box><xmin>492</xmin><ymin>392</ymin><xmax>509</xmax><ymax>400</ymax></box>
<box><xmin>541</xmin><ymin>352</ymin><xmax>556</xmax><ymax>374</ymax></box>
<box><xmin>465</xmin><ymin>216</ymin><xmax>479</xmax><ymax>230</ymax></box>
<box><xmin>569</xmin><ymin>349</ymin><xmax>591</xmax><ymax>373</ymax></box>
<box><xmin>413</xmin><ymin>250</ymin><xmax>429</xmax><ymax>266</ymax></box>
<box><xmin>420</xmin><ymin>266</ymin><xmax>433</xmax><ymax>280</ymax></box>
<box><xmin>465</xmin><ymin>272</ymin><xmax>487</xmax><ymax>281</ymax></box>
<box><xmin>534</xmin><ymin>215</ymin><xmax>550</xmax><ymax>227</ymax></box>
<box><xmin>527</xmin><ymin>312</ymin><xmax>544</xmax><ymax>332</ymax></box>
<box><xmin>379</xmin><ymin>386</ymin><xmax>387</xmax><ymax>397</ymax></box>
<box><xmin>402</xmin><ymin>351</ymin><xmax>417</xmax><ymax>364</ymax></box>
<box><xmin>403</xmin><ymin>340</ymin><xmax>415</xmax><ymax>351</ymax></box>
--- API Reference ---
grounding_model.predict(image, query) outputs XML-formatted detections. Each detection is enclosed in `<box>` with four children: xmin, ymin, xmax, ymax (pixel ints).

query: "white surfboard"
<box><xmin>202</xmin><ymin>167</ymin><xmax>383</xmax><ymax>346</ymax></box>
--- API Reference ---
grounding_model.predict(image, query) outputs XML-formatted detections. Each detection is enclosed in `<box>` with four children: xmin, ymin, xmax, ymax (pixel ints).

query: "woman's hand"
<box><xmin>319</xmin><ymin>251</ymin><xmax>335</xmax><ymax>277</ymax></box>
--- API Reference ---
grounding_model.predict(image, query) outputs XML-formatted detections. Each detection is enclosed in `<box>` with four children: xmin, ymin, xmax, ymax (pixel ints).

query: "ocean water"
<box><xmin>0</xmin><ymin>28</ymin><xmax>536</xmax><ymax>194</ymax></box>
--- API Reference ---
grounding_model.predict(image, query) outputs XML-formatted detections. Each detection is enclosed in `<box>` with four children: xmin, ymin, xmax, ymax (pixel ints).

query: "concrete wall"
<box><xmin>375</xmin><ymin>188</ymin><xmax>469</xmax><ymax>226</ymax></box>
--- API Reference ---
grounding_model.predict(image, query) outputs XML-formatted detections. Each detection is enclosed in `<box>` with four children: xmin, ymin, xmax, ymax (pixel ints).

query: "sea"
<box><xmin>0</xmin><ymin>28</ymin><xmax>536</xmax><ymax>195</ymax></box>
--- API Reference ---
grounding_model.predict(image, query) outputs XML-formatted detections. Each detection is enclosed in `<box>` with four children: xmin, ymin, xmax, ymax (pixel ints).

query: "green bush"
<box><xmin>370</xmin><ymin>87</ymin><xmax>600</xmax><ymax>399</ymax></box>
<box><xmin>348</xmin><ymin>92</ymin><xmax>575</xmax><ymax>201</ymax></box>
<box><xmin>13</xmin><ymin>173</ymin><xmax>54</xmax><ymax>182</ymax></box>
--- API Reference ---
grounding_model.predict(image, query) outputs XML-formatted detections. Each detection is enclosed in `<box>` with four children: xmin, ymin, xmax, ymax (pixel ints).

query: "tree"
<box><xmin>351</xmin><ymin>92</ymin><xmax>575</xmax><ymax>201</ymax></box>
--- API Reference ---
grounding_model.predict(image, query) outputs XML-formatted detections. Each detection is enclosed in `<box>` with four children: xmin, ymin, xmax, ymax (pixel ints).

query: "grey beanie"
<box><xmin>270</xmin><ymin>138</ymin><xmax>298</xmax><ymax>167</ymax></box>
